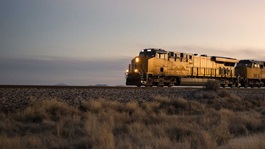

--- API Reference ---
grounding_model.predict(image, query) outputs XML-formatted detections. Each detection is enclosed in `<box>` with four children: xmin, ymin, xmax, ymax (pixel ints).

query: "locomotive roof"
<box><xmin>211</xmin><ymin>56</ymin><xmax>237</xmax><ymax>60</ymax></box>
<box><xmin>211</xmin><ymin>56</ymin><xmax>238</xmax><ymax>63</ymax></box>
<box><xmin>142</xmin><ymin>48</ymin><xmax>167</xmax><ymax>54</ymax></box>
<box><xmin>143</xmin><ymin>48</ymin><xmax>166</xmax><ymax>51</ymax></box>
<box><xmin>141</xmin><ymin>49</ymin><xmax>239</xmax><ymax>62</ymax></box>
<box><xmin>239</xmin><ymin>60</ymin><xmax>265</xmax><ymax>64</ymax></box>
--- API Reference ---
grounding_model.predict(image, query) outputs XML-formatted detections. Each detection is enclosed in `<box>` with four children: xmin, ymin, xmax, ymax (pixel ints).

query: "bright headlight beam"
<box><xmin>135</xmin><ymin>58</ymin><xmax>139</xmax><ymax>63</ymax></box>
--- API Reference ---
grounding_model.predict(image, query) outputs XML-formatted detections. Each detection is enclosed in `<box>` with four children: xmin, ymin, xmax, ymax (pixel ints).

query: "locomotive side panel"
<box><xmin>148</xmin><ymin>51</ymin><xmax>237</xmax><ymax>79</ymax></box>
<box><xmin>244</xmin><ymin>65</ymin><xmax>265</xmax><ymax>80</ymax></box>
<box><xmin>149</xmin><ymin>52</ymin><xmax>190</xmax><ymax>77</ymax></box>
<box><xmin>192</xmin><ymin>56</ymin><xmax>215</xmax><ymax>77</ymax></box>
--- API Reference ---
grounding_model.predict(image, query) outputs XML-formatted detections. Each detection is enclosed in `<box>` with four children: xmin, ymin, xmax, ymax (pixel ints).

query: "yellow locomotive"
<box><xmin>236</xmin><ymin>60</ymin><xmax>265</xmax><ymax>88</ymax></box>
<box><xmin>126</xmin><ymin>48</ymin><xmax>239</xmax><ymax>87</ymax></box>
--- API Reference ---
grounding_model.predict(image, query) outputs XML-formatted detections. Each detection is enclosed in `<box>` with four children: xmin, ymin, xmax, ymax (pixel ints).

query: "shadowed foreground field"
<box><xmin>0</xmin><ymin>88</ymin><xmax>265</xmax><ymax>149</ymax></box>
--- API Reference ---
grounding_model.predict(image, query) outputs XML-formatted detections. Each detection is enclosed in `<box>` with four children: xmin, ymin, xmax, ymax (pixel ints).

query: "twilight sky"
<box><xmin>1</xmin><ymin>0</ymin><xmax>265</xmax><ymax>85</ymax></box>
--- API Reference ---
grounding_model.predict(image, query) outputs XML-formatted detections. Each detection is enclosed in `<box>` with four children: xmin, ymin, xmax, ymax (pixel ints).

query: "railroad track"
<box><xmin>1</xmin><ymin>85</ymin><xmax>265</xmax><ymax>90</ymax></box>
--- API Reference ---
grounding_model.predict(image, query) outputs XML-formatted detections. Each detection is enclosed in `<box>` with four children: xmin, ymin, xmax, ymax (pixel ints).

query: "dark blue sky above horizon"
<box><xmin>1</xmin><ymin>0</ymin><xmax>265</xmax><ymax>85</ymax></box>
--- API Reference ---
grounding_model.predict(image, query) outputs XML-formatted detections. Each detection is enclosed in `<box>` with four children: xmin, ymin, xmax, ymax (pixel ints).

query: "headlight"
<box><xmin>134</xmin><ymin>69</ymin><xmax>138</xmax><ymax>72</ymax></box>
<box><xmin>126</xmin><ymin>69</ymin><xmax>129</xmax><ymax>73</ymax></box>
<box><xmin>135</xmin><ymin>57</ymin><xmax>139</xmax><ymax>63</ymax></box>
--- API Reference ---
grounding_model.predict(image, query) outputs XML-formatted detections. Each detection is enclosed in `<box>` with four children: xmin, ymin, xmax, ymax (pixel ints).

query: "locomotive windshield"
<box><xmin>237</xmin><ymin>60</ymin><xmax>265</xmax><ymax>68</ymax></box>
<box><xmin>237</xmin><ymin>60</ymin><xmax>251</xmax><ymax>67</ymax></box>
<box><xmin>139</xmin><ymin>49</ymin><xmax>156</xmax><ymax>57</ymax></box>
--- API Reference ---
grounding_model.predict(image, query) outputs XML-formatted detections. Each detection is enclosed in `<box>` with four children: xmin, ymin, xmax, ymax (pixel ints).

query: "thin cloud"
<box><xmin>0</xmin><ymin>57</ymin><xmax>130</xmax><ymax>85</ymax></box>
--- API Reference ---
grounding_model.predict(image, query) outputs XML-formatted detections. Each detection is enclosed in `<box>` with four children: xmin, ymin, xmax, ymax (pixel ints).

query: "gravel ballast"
<box><xmin>1</xmin><ymin>87</ymin><xmax>265</xmax><ymax>112</ymax></box>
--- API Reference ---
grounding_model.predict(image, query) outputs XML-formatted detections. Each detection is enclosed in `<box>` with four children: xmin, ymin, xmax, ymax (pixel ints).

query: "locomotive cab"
<box><xmin>139</xmin><ymin>49</ymin><xmax>158</xmax><ymax>57</ymax></box>
<box><xmin>126</xmin><ymin>48</ymin><xmax>164</xmax><ymax>86</ymax></box>
<box><xmin>235</xmin><ymin>60</ymin><xmax>265</xmax><ymax>88</ymax></box>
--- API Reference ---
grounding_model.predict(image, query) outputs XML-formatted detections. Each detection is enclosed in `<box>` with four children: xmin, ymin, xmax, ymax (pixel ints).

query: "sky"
<box><xmin>1</xmin><ymin>0</ymin><xmax>265</xmax><ymax>85</ymax></box>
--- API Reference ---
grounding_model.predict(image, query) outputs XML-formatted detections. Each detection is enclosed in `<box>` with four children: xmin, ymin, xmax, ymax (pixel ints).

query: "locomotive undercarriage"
<box><xmin>239</xmin><ymin>78</ymin><xmax>264</xmax><ymax>88</ymax></box>
<box><xmin>142</xmin><ymin>74</ymin><xmax>238</xmax><ymax>88</ymax></box>
<box><xmin>127</xmin><ymin>73</ymin><xmax>265</xmax><ymax>88</ymax></box>
<box><xmin>145</xmin><ymin>76</ymin><xmax>175</xmax><ymax>87</ymax></box>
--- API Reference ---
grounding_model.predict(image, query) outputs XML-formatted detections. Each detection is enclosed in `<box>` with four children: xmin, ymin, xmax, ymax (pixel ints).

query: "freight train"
<box><xmin>125</xmin><ymin>48</ymin><xmax>265</xmax><ymax>88</ymax></box>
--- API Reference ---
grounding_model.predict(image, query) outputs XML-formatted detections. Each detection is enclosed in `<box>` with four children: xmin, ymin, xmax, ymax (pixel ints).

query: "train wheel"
<box><xmin>259</xmin><ymin>82</ymin><xmax>263</xmax><ymax>88</ymax></box>
<box><xmin>228</xmin><ymin>84</ymin><xmax>233</xmax><ymax>88</ymax></box>
<box><xmin>157</xmin><ymin>81</ymin><xmax>164</xmax><ymax>87</ymax></box>
<box><xmin>249</xmin><ymin>82</ymin><xmax>254</xmax><ymax>88</ymax></box>
<box><xmin>237</xmin><ymin>83</ymin><xmax>241</xmax><ymax>88</ymax></box>
<box><xmin>242</xmin><ymin>82</ymin><xmax>248</xmax><ymax>88</ymax></box>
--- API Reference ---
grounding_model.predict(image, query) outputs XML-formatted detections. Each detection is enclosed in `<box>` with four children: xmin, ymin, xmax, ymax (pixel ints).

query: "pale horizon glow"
<box><xmin>1</xmin><ymin>0</ymin><xmax>265</xmax><ymax>85</ymax></box>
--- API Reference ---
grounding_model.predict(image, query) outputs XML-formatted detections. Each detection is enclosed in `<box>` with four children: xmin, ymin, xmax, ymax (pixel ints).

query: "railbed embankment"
<box><xmin>1</xmin><ymin>87</ymin><xmax>265</xmax><ymax>112</ymax></box>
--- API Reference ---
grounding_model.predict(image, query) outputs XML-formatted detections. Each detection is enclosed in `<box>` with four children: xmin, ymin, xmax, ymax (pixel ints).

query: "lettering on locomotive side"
<box><xmin>125</xmin><ymin>48</ymin><xmax>265</xmax><ymax>88</ymax></box>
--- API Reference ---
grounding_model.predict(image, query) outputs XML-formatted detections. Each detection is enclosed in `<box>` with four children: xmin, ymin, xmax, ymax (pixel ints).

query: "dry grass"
<box><xmin>219</xmin><ymin>133</ymin><xmax>265</xmax><ymax>149</ymax></box>
<box><xmin>0</xmin><ymin>91</ymin><xmax>265</xmax><ymax>149</ymax></box>
<box><xmin>204</xmin><ymin>80</ymin><xmax>220</xmax><ymax>92</ymax></box>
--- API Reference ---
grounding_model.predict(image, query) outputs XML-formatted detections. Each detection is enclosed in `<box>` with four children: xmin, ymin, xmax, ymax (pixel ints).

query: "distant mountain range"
<box><xmin>54</xmin><ymin>83</ymin><xmax>68</xmax><ymax>86</ymax></box>
<box><xmin>94</xmin><ymin>84</ymin><xmax>108</xmax><ymax>86</ymax></box>
<box><xmin>53</xmin><ymin>83</ymin><xmax>125</xmax><ymax>87</ymax></box>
